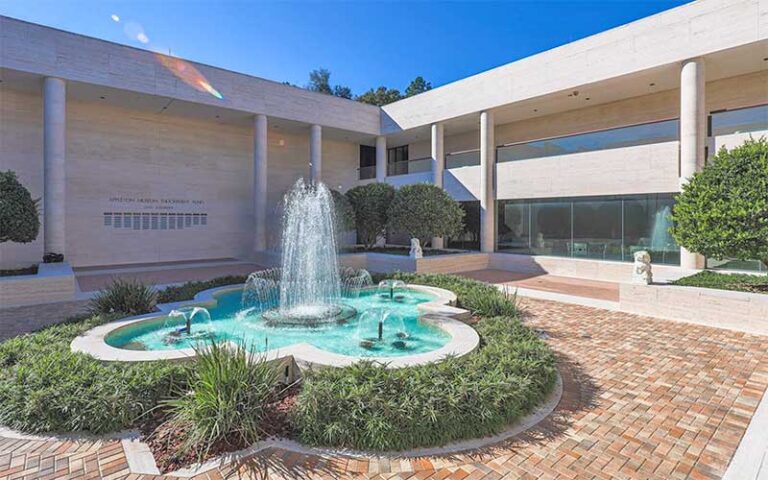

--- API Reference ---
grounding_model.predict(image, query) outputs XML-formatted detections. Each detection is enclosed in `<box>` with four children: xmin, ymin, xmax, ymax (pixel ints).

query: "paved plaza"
<box><xmin>2</xmin><ymin>297</ymin><xmax>766</xmax><ymax>480</ymax></box>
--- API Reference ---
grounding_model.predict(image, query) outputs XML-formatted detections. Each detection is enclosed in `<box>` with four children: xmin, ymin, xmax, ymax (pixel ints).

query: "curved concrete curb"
<box><xmin>71</xmin><ymin>284</ymin><xmax>479</xmax><ymax>369</ymax></box>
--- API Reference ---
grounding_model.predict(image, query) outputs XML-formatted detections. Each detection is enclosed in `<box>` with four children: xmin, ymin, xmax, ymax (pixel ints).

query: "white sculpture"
<box><xmin>632</xmin><ymin>250</ymin><xmax>653</xmax><ymax>285</ymax></box>
<box><xmin>409</xmin><ymin>238</ymin><xmax>423</xmax><ymax>259</ymax></box>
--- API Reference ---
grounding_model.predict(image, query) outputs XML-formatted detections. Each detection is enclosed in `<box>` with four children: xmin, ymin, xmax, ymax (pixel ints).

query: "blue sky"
<box><xmin>0</xmin><ymin>0</ymin><xmax>690</xmax><ymax>95</ymax></box>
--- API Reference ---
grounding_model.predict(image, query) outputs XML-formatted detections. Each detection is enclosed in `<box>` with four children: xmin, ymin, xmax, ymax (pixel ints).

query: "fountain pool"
<box><xmin>106</xmin><ymin>287</ymin><xmax>451</xmax><ymax>357</ymax></box>
<box><xmin>73</xmin><ymin>179</ymin><xmax>479</xmax><ymax>367</ymax></box>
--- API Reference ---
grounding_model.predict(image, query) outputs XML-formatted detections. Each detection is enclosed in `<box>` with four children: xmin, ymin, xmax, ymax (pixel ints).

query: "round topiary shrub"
<box><xmin>387</xmin><ymin>183</ymin><xmax>464</xmax><ymax>247</ymax></box>
<box><xmin>345</xmin><ymin>182</ymin><xmax>396</xmax><ymax>249</ymax></box>
<box><xmin>0</xmin><ymin>170</ymin><xmax>39</xmax><ymax>244</ymax></box>
<box><xmin>671</xmin><ymin>138</ymin><xmax>768</xmax><ymax>269</ymax></box>
<box><xmin>330</xmin><ymin>189</ymin><xmax>355</xmax><ymax>233</ymax></box>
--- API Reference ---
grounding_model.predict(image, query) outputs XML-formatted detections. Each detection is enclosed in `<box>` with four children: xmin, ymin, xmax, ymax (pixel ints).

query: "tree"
<box><xmin>671</xmin><ymin>138</ymin><xmax>768</xmax><ymax>269</ymax></box>
<box><xmin>356</xmin><ymin>86</ymin><xmax>403</xmax><ymax>106</ymax></box>
<box><xmin>307</xmin><ymin>68</ymin><xmax>352</xmax><ymax>99</ymax></box>
<box><xmin>332</xmin><ymin>85</ymin><xmax>353</xmax><ymax>99</ymax></box>
<box><xmin>307</xmin><ymin>68</ymin><xmax>333</xmax><ymax>95</ymax></box>
<box><xmin>345</xmin><ymin>182</ymin><xmax>395</xmax><ymax>250</ymax></box>
<box><xmin>405</xmin><ymin>76</ymin><xmax>432</xmax><ymax>97</ymax></box>
<box><xmin>0</xmin><ymin>170</ymin><xmax>39</xmax><ymax>244</ymax></box>
<box><xmin>387</xmin><ymin>183</ymin><xmax>464</xmax><ymax>247</ymax></box>
<box><xmin>330</xmin><ymin>189</ymin><xmax>355</xmax><ymax>233</ymax></box>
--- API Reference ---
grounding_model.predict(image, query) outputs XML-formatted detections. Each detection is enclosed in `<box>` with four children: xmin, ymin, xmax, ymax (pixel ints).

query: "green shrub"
<box><xmin>330</xmin><ymin>189</ymin><xmax>355</xmax><ymax>232</ymax></box>
<box><xmin>159</xmin><ymin>341</ymin><xmax>277</xmax><ymax>460</ymax></box>
<box><xmin>345</xmin><ymin>182</ymin><xmax>395</xmax><ymax>249</ymax></box>
<box><xmin>0</xmin><ymin>170</ymin><xmax>39</xmax><ymax>244</ymax></box>
<box><xmin>0</xmin><ymin>315</ymin><xmax>188</xmax><ymax>433</ymax></box>
<box><xmin>375</xmin><ymin>272</ymin><xmax>518</xmax><ymax>317</ymax></box>
<box><xmin>672</xmin><ymin>270</ymin><xmax>768</xmax><ymax>293</ymax></box>
<box><xmin>156</xmin><ymin>275</ymin><xmax>247</xmax><ymax>304</ymax></box>
<box><xmin>671</xmin><ymin>138</ymin><xmax>768</xmax><ymax>269</ymax></box>
<box><xmin>387</xmin><ymin>184</ymin><xmax>465</xmax><ymax>247</ymax></box>
<box><xmin>89</xmin><ymin>278</ymin><xmax>157</xmax><ymax>316</ymax></box>
<box><xmin>293</xmin><ymin>315</ymin><xmax>556</xmax><ymax>451</ymax></box>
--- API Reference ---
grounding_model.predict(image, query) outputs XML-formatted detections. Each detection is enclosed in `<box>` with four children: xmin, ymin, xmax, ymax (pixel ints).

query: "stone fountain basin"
<box><xmin>70</xmin><ymin>284</ymin><xmax>479</xmax><ymax>369</ymax></box>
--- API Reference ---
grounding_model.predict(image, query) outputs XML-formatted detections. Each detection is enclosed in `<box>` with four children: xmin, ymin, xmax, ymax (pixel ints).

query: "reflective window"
<box><xmin>387</xmin><ymin>146</ymin><xmax>409</xmax><ymax>176</ymax></box>
<box><xmin>359</xmin><ymin>145</ymin><xmax>376</xmax><ymax>180</ymax></box>
<box><xmin>446</xmin><ymin>150</ymin><xmax>480</xmax><ymax>169</ymax></box>
<box><xmin>711</xmin><ymin>104</ymin><xmax>768</xmax><ymax>137</ymax></box>
<box><xmin>497</xmin><ymin>119</ymin><xmax>679</xmax><ymax>163</ymax></box>
<box><xmin>497</xmin><ymin>193</ymin><xmax>679</xmax><ymax>265</ymax></box>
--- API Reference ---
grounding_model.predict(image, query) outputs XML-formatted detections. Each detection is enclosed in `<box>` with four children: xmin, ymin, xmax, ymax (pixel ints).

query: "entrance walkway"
<box><xmin>2</xmin><ymin>298</ymin><xmax>766</xmax><ymax>479</ymax></box>
<box><xmin>461</xmin><ymin>269</ymin><xmax>621</xmax><ymax>302</ymax></box>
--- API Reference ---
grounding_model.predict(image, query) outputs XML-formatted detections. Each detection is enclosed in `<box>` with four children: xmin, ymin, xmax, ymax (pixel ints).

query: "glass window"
<box><xmin>496</xmin><ymin>193</ymin><xmax>679</xmax><ymax>265</ymax></box>
<box><xmin>572</xmin><ymin>198</ymin><xmax>622</xmax><ymax>261</ymax></box>
<box><xmin>711</xmin><ymin>104</ymin><xmax>768</xmax><ymax>136</ymax></box>
<box><xmin>622</xmin><ymin>194</ymin><xmax>678</xmax><ymax>265</ymax></box>
<box><xmin>387</xmin><ymin>145</ymin><xmax>409</xmax><ymax>175</ymax></box>
<box><xmin>359</xmin><ymin>145</ymin><xmax>376</xmax><ymax>180</ymax></box>
<box><xmin>447</xmin><ymin>201</ymin><xmax>480</xmax><ymax>250</ymax></box>
<box><xmin>530</xmin><ymin>201</ymin><xmax>571</xmax><ymax>257</ymax></box>
<box><xmin>497</xmin><ymin>119</ymin><xmax>679</xmax><ymax>163</ymax></box>
<box><xmin>446</xmin><ymin>150</ymin><xmax>480</xmax><ymax>169</ymax></box>
<box><xmin>497</xmin><ymin>202</ymin><xmax>530</xmax><ymax>253</ymax></box>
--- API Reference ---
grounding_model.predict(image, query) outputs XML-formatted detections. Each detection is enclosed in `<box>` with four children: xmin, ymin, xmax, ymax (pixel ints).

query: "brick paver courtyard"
<box><xmin>1</xmin><ymin>298</ymin><xmax>767</xmax><ymax>480</ymax></box>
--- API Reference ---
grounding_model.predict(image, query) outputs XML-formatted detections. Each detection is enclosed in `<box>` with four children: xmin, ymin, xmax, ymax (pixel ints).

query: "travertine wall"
<box><xmin>0</xmin><ymin>87</ymin><xmax>359</xmax><ymax>268</ymax></box>
<box><xmin>0</xmin><ymin>87</ymin><xmax>44</xmax><ymax>269</ymax></box>
<box><xmin>402</xmin><ymin>70</ymin><xmax>768</xmax><ymax>202</ymax></box>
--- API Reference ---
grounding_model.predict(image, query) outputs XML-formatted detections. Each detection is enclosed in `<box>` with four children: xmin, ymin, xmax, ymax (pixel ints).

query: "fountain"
<box><xmin>163</xmin><ymin>306</ymin><xmax>213</xmax><ymax>344</ymax></box>
<box><xmin>378</xmin><ymin>279</ymin><xmax>407</xmax><ymax>302</ymax></box>
<box><xmin>357</xmin><ymin>308</ymin><xmax>409</xmax><ymax>350</ymax></box>
<box><xmin>243</xmin><ymin>179</ymin><xmax>372</xmax><ymax>326</ymax></box>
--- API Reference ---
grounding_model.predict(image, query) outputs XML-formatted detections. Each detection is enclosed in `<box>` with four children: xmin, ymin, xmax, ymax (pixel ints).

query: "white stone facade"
<box><xmin>0</xmin><ymin>0</ymin><xmax>766</xmax><ymax>271</ymax></box>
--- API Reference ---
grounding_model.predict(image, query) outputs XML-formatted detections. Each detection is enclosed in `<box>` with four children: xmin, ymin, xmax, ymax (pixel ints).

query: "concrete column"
<box><xmin>43</xmin><ymin>77</ymin><xmax>66</xmax><ymax>256</ymax></box>
<box><xmin>431</xmin><ymin>123</ymin><xmax>445</xmax><ymax>249</ymax></box>
<box><xmin>679</xmin><ymin>58</ymin><xmax>706</xmax><ymax>269</ymax></box>
<box><xmin>375</xmin><ymin>135</ymin><xmax>387</xmax><ymax>182</ymax></box>
<box><xmin>253</xmin><ymin>114</ymin><xmax>268</xmax><ymax>252</ymax></box>
<box><xmin>309</xmin><ymin>124</ymin><xmax>322</xmax><ymax>183</ymax></box>
<box><xmin>479</xmin><ymin>111</ymin><xmax>496</xmax><ymax>253</ymax></box>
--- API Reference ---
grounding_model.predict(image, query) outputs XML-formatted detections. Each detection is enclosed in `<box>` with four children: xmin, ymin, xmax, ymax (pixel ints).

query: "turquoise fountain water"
<box><xmin>106</xmin><ymin>179</ymin><xmax>451</xmax><ymax>357</ymax></box>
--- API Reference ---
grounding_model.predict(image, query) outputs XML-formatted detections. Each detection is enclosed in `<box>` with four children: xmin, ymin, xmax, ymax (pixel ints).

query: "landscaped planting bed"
<box><xmin>0</xmin><ymin>273</ymin><xmax>556</xmax><ymax>470</ymax></box>
<box><xmin>672</xmin><ymin>270</ymin><xmax>768</xmax><ymax>294</ymax></box>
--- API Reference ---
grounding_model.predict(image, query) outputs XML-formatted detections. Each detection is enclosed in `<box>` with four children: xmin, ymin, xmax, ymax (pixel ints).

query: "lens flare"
<box><xmin>155</xmin><ymin>54</ymin><xmax>224</xmax><ymax>100</ymax></box>
<box><xmin>113</xmin><ymin>17</ymin><xmax>223</xmax><ymax>100</ymax></box>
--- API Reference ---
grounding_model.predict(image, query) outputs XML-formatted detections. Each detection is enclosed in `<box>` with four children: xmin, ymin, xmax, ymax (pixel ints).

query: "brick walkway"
<box><xmin>1</xmin><ymin>298</ymin><xmax>767</xmax><ymax>479</ymax></box>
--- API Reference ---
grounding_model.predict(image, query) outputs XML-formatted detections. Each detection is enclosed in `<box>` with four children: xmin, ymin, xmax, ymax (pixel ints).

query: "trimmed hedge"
<box><xmin>373</xmin><ymin>272</ymin><xmax>518</xmax><ymax>317</ymax></box>
<box><xmin>156</xmin><ymin>275</ymin><xmax>248</xmax><ymax>304</ymax></box>
<box><xmin>293</xmin><ymin>315</ymin><xmax>556</xmax><ymax>451</ymax></box>
<box><xmin>672</xmin><ymin>270</ymin><xmax>768</xmax><ymax>294</ymax></box>
<box><xmin>0</xmin><ymin>315</ymin><xmax>188</xmax><ymax>434</ymax></box>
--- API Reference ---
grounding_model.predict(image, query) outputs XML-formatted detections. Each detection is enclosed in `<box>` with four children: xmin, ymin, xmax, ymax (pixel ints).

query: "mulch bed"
<box><xmin>141</xmin><ymin>383</ymin><xmax>300</xmax><ymax>473</ymax></box>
